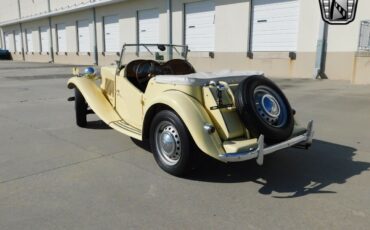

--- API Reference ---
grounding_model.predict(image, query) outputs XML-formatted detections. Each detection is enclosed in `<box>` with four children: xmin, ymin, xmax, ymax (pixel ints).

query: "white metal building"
<box><xmin>0</xmin><ymin>0</ymin><xmax>369</xmax><ymax>84</ymax></box>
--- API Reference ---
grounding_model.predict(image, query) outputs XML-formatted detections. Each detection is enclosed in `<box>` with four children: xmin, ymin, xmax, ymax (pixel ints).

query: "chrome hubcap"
<box><xmin>161</xmin><ymin>132</ymin><xmax>176</xmax><ymax>155</ymax></box>
<box><xmin>155</xmin><ymin>122</ymin><xmax>181</xmax><ymax>165</ymax></box>
<box><xmin>254</xmin><ymin>86</ymin><xmax>288</xmax><ymax>128</ymax></box>
<box><xmin>261</xmin><ymin>94</ymin><xmax>281</xmax><ymax>118</ymax></box>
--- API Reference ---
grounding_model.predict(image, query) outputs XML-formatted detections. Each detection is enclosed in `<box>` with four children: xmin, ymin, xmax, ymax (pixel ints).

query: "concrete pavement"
<box><xmin>0</xmin><ymin>61</ymin><xmax>369</xmax><ymax>230</ymax></box>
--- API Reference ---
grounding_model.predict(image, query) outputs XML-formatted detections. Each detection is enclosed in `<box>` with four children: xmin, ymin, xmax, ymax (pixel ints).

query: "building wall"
<box><xmin>325</xmin><ymin>0</ymin><xmax>370</xmax><ymax>83</ymax></box>
<box><xmin>353</xmin><ymin>53</ymin><xmax>370</xmax><ymax>84</ymax></box>
<box><xmin>20</xmin><ymin>18</ymin><xmax>51</xmax><ymax>62</ymax></box>
<box><xmin>50</xmin><ymin>0</ymin><xmax>92</xmax><ymax>11</ymax></box>
<box><xmin>0</xmin><ymin>0</ymin><xmax>20</xmax><ymax>23</ymax></box>
<box><xmin>51</xmin><ymin>10</ymin><xmax>95</xmax><ymax>65</ymax></box>
<box><xmin>20</xmin><ymin>0</ymin><xmax>49</xmax><ymax>18</ymax></box>
<box><xmin>95</xmin><ymin>0</ymin><xmax>169</xmax><ymax>66</ymax></box>
<box><xmin>170</xmin><ymin>0</ymin><xmax>321</xmax><ymax>79</ymax></box>
<box><xmin>1</xmin><ymin>24</ymin><xmax>23</xmax><ymax>61</ymax></box>
<box><xmin>0</xmin><ymin>0</ymin><xmax>369</xmax><ymax>83</ymax></box>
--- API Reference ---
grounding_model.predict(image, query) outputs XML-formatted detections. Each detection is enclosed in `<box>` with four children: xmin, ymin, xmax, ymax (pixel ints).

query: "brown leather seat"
<box><xmin>163</xmin><ymin>59</ymin><xmax>196</xmax><ymax>75</ymax></box>
<box><xmin>124</xmin><ymin>59</ymin><xmax>196</xmax><ymax>92</ymax></box>
<box><xmin>124</xmin><ymin>59</ymin><xmax>146</xmax><ymax>78</ymax></box>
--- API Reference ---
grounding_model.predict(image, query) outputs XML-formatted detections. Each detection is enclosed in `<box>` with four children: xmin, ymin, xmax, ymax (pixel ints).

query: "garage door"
<box><xmin>104</xmin><ymin>15</ymin><xmax>119</xmax><ymax>52</ymax></box>
<box><xmin>252</xmin><ymin>0</ymin><xmax>300</xmax><ymax>51</ymax></box>
<box><xmin>15</xmin><ymin>31</ymin><xmax>22</xmax><ymax>52</ymax></box>
<box><xmin>40</xmin><ymin>26</ymin><xmax>49</xmax><ymax>53</ymax></box>
<box><xmin>185</xmin><ymin>0</ymin><xmax>215</xmax><ymax>52</ymax></box>
<box><xmin>5</xmin><ymin>32</ymin><xmax>14</xmax><ymax>51</ymax></box>
<box><xmin>77</xmin><ymin>20</ymin><xmax>91</xmax><ymax>53</ymax></box>
<box><xmin>56</xmin><ymin>23</ymin><xmax>67</xmax><ymax>52</ymax></box>
<box><xmin>138</xmin><ymin>9</ymin><xmax>159</xmax><ymax>49</ymax></box>
<box><xmin>26</xmin><ymin>29</ymin><xmax>33</xmax><ymax>52</ymax></box>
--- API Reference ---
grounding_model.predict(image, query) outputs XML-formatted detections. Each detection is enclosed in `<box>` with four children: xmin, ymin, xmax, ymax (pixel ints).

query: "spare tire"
<box><xmin>235</xmin><ymin>75</ymin><xmax>294</xmax><ymax>144</ymax></box>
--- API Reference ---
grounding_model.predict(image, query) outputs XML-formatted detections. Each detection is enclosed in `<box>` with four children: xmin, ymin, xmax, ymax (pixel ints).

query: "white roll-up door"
<box><xmin>40</xmin><ymin>26</ymin><xmax>49</xmax><ymax>53</ymax></box>
<box><xmin>15</xmin><ymin>31</ymin><xmax>22</xmax><ymax>52</ymax></box>
<box><xmin>26</xmin><ymin>30</ymin><xmax>33</xmax><ymax>52</ymax></box>
<box><xmin>252</xmin><ymin>0</ymin><xmax>300</xmax><ymax>52</ymax></box>
<box><xmin>5</xmin><ymin>32</ymin><xmax>14</xmax><ymax>51</ymax></box>
<box><xmin>77</xmin><ymin>20</ymin><xmax>91</xmax><ymax>52</ymax></box>
<box><xmin>56</xmin><ymin>23</ymin><xmax>67</xmax><ymax>52</ymax></box>
<box><xmin>104</xmin><ymin>15</ymin><xmax>119</xmax><ymax>52</ymax></box>
<box><xmin>185</xmin><ymin>0</ymin><xmax>215</xmax><ymax>52</ymax></box>
<box><xmin>138</xmin><ymin>9</ymin><xmax>159</xmax><ymax>48</ymax></box>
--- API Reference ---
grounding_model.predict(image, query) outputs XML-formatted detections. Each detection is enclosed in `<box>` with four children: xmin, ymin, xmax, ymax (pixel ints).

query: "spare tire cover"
<box><xmin>235</xmin><ymin>75</ymin><xmax>294</xmax><ymax>144</ymax></box>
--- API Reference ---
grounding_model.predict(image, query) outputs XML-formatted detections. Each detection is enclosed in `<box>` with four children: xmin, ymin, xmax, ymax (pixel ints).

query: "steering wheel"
<box><xmin>160</xmin><ymin>65</ymin><xmax>174</xmax><ymax>75</ymax></box>
<box><xmin>135</xmin><ymin>60</ymin><xmax>161</xmax><ymax>85</ymax></box>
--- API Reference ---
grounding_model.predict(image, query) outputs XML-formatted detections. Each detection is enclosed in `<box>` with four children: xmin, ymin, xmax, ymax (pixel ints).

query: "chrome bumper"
<box><xmin>219</xmin><ymin>120</ymin><xmax>314</xmax><ymax>165</ymax></box>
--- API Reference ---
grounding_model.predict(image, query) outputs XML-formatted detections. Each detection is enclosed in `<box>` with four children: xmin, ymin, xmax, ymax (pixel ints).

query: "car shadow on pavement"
<box><xmin>187</xmin><ymin>140</ymin><xmax>370</xmax><ymax>198</ymax></box>
<box><xmin>84</xmin><ymin>120</ymin><xmax>112</xmax><ymax>130</ymax></box>
<box><xmin>131</xmin><ymin>137</ymin><xmax>151</xmax><ymax>151</ymax></box>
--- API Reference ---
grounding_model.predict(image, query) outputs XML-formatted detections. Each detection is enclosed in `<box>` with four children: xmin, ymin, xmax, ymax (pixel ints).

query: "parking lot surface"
<box><xmin>0</xmin><ymin>61</ymin><xmax>369</xmax><ymax>230</ymax></box>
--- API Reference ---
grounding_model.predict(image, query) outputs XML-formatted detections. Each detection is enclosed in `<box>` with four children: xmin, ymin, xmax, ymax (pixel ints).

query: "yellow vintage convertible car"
<box><xmin>68</xmin><ymin>44</ymin><xmax>314</xmax><ymax>176</ymax></box>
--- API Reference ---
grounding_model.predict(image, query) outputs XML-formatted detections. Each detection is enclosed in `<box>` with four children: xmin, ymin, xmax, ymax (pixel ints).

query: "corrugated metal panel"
<box><xmin>104</xmin><ymin>15</ymin><xmax>119</xmax><ymax>52</ymax></box>
<box><xmin>252</xmin><ymin>0</ymin><xmax>300</xmax><ymax>51</ymax></box>
<box><xmin>185</xmin><ymin>0</ymin><xmax>215</xmax><ymax>52</ymax></box>
<box><xmin>40</xmin><ymin>26</ymin><xmax>49</xmax><ymax>53</ymax></box>
<box><xmin>26</xmin><ymin>29</ymin><xmax>33</xmax><ymax>52</ymax></box>
<box><xmin>14</xmin><ymin>31</ymin><xmax>22</xmax><ymax>52</ymax></box>
<box><xmin>77</xmin><ymin>20</ymin><xmax>91</xmax><ymax>52</ymax></box>
<box><xmin>56</xmin><ymin>23</ymin><xmax>67</xmax><ymax>52</ymax></box>
<box><xmin>5</xmin><ymin>32</ymin><xmax>14</xmax><ymax>51</ymax></box>
<box><xmin>138</xmin><ymin>8</ymin><xmax>159</xmax><ymax>51</ymax></box>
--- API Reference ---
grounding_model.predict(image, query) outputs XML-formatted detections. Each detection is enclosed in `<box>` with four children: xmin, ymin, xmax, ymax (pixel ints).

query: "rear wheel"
<box><xmin>75</xmin><ymin>88</ymin><xmax>87</xmax><ymax>127</ymax></box>
<box><xmin>150</xmin><ymin>110</ymin><xmax>195</xmax><ymax>177</ymax></box>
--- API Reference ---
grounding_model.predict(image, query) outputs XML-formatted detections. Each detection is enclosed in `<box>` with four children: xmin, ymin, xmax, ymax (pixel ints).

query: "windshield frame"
<box><xmin>117</xmin><ymin>44</ymin><xmax>189</xmax><ymax>70</ymax></box>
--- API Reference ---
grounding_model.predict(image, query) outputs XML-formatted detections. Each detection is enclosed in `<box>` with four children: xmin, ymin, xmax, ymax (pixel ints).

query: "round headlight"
<box><xmin>84</xmin><ymin>67</ymin><xmax>96</xmax><ymax>76</ymax></box>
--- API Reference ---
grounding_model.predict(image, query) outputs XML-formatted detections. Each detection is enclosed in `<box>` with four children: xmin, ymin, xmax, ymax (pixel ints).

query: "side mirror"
<box><xmin>158</xmin><ymin>45</ymin><xmax>166</xmax><ymax>51</ymax></box>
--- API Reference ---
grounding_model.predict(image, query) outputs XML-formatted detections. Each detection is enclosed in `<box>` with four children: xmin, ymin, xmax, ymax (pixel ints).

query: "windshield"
<box><xmin>119</xmin><ymin>44</ymin><xmax>189</xmax><ymax>67</ymax></box>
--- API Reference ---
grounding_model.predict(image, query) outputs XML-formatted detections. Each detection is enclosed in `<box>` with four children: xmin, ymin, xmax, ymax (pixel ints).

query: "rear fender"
<box><xmin>67</xmin><ymin>77</ymin><xmax>121</xmax><ymax>124</ymax></box>
<box><xmin>144</xmin><ymin>91</ymin><xmax>225</xmax><ymax>158</ymax></box>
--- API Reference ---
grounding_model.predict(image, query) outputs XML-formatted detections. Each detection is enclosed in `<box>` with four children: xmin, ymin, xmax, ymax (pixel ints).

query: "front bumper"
<box><xmin>219</xmin><ymin>120</ymin><xmax>314</xmax><ymax>165</ymax></box>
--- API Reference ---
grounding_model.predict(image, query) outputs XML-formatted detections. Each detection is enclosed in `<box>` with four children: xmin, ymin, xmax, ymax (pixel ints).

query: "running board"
<box><xmin>109</xmin><ymin>120</ymin><xmax>142</xmax><ymax>141</ymax></box>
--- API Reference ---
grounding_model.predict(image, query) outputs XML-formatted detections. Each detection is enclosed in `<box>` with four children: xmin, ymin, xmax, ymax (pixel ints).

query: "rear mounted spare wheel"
<box><xmin>236</xmin><ymin>75</ymin><xmax>294</xmax><ymax>144</ymax></box>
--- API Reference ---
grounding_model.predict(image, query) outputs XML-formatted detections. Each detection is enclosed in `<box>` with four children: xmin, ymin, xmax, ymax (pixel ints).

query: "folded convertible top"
<box><xmin>155</xmin><ymin>70</ymin><xmax>264</xmax><ymax>86</ymax></box>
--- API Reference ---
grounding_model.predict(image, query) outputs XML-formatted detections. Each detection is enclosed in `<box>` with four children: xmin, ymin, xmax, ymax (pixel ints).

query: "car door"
<box><xmin>115</xmin><ymin>71</ymin><xmax>144</xmax><ymax>129</ymax></box>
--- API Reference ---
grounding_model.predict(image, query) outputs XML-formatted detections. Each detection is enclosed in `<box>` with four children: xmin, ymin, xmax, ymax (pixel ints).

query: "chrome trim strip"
<box><xmin>219</xmin><ymin>120</ymin><xmax>314</xmax><ymax>164</ymax></box>
<box><xmin>111</xmin><ymin>121</ymin><xmax>142</xmax><ymax>135</ymax></box>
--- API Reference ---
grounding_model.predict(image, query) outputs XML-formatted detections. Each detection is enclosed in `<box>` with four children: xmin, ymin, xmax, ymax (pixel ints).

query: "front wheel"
<box><xmin>150</xmin><ymin>110</ymin><xmax>195</xmax><ymax>177</ymax></box>
<box><xmin>75</xmin><ymin>88</ymin><xmax>87</xmax><ymax>127</ymax></box>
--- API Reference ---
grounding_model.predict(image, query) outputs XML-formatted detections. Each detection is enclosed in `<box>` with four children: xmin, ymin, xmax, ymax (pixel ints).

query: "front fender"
<box><xmin>144</xmin><ymin>90</ymin><xmax>225</xmax><ymax>158</ymax></box>
<box><xmin>67</xmin><ymin>77</ymin><xmax>121</xmax><ymax>124</ymax></box>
